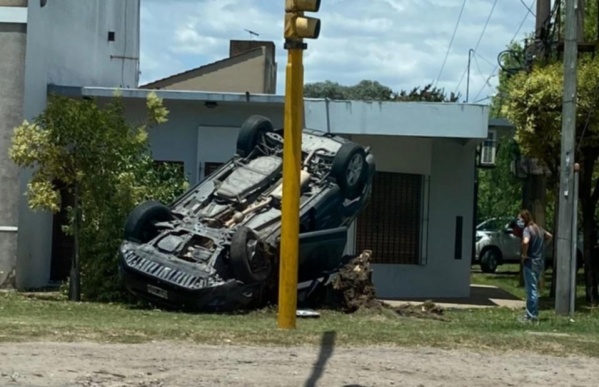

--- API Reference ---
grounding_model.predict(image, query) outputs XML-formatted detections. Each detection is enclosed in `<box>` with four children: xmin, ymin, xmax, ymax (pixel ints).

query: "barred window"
<box><xmin>356</xmin><ymin>172</ymin><xmax>427</xmax><ymax>265</ymax></box>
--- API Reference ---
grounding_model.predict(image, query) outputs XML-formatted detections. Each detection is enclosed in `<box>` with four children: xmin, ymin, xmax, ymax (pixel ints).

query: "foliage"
<box><xmin>393</xmin><ymin>83</ymin><xmax>460</xmax><ymax>102</ymax></box>
<box><xmin>304</xmin><ymin>80</ymin><xmax>394</xmax><ymax>100</ymax></box>
<box><xmin>304</xmin><ymin>80</ymin><xmax>459</xmax><ymax>102</ymax></box>
<box><xmin>504</xmin><ymin>55</ymin><xmax>599</xmax><ymax>302</ymax></box>
<box><xmin>476</xmin><ymin>136</ymin><xmax>522</xmax><ymax>222</ymax></box>
<box><xmin>505</xmin><ymin>57</ymin><xmax>599</xmax><ymax>174</ymax></box>
<box><xmin>9</xmin><ymin>93</ymin><xmax>189</xmax><ymax>302</ymax></box>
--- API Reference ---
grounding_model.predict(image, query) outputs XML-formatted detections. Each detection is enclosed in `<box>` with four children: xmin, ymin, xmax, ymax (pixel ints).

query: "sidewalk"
<box><xmin>381</xmin><ymin>284</ymin><xmax>525</xmax><ymax>310</ymax></box>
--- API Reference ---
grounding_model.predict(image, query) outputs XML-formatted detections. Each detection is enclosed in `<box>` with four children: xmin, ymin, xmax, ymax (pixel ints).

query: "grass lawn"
<box><xmin>471</xmin><ymin>264</ymin><xmax>593</xmax><ymax>312</ymax></box>
<box><xmin>1</xmin><ymin>267</ymin><xmax>599</xmax><ymax>357</ymax></box>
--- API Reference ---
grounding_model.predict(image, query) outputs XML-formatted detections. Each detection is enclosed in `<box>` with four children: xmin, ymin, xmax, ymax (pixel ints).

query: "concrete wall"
<box><xmin>305</xmin><ymin>99</ymin><xmax>488</xmax><ymax>140</ymax></box>
<box><xmin>370</xmin><ymin>138</ymin><xmax>476</xmax><ymax>299</ymax></box>
<box><xmin>0</xmin><ymin>21</ymin><xmax>26</xmax><ymax>288</ymax></box>
<box><xmin>114</xmin><ymin>99</ymin><xmax>284</xmax><ymax>186</ymax></box>
<box><xmin>15</xmin><ymin>0</ymin><xmax>141</xmax><ymax>289</ymax></box>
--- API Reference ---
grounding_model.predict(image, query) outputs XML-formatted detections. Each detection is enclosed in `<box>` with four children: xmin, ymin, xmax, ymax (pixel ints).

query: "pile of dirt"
<box><xmin>324</xmin><ymin>250</ymin><xmax>448</xmax><ymax>320</ymax></box>
<box><xmin>328</xmin><ymin>250</ymin><xmax>380</xmax><ymax>313</ymax></box>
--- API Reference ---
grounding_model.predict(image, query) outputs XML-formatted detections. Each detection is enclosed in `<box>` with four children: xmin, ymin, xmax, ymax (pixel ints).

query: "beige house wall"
<box><xmin>153</xmin><ymin>50</ymin><xmax>275</xmax><ymax>94</ymax></box>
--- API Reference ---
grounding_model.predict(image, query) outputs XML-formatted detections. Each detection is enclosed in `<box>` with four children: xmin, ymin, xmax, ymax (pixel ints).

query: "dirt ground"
<box><xmin>1</xmin><ymin>341</ymin><xmax>598</xmax><ymax>387</ymax></box>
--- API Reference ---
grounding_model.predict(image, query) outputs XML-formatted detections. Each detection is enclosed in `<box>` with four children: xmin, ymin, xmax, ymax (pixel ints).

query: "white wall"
<box><xmin>16</xmin><ymin>0</ymin><xmax>141</xmax><ymax>289</ymax></box>
<box><xmin>369</xmin><ymin>138</ymin><xmax>476</xmax><ymax>299</ymax></box>
<box><xmin>305</xmin><ymin>99</ymin><xmax>488</xmax><ymax>140</ymax></box>
<box><xmin>117</xmin><ymin>98</ymin><xmax>284</xmax><ymax>186</ymax></box>
<box><xmin>349</xmin><ymin>134</ymin><xmax>432</xmax><ymax>176</ymax></box>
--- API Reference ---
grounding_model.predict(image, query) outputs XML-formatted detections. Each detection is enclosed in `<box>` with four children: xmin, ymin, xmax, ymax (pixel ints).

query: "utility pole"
<box><xmin>555</xmin><ymin>0</ymin><xmax>579</xmax><ymax>316</ymax></box>
<box><xmin>536</xmin><ymin>0</ymin><xmax>552</xmax><ymax>41</ymax></box>
<box><xmin>278</xmin><ymin>0</ymin><xmax>321</xmax><ymax>330</ymax></box>
<box><xmin>466</xmin><ymin>49</ymin><xmax>473</xmax><ymax>103</ymax></box>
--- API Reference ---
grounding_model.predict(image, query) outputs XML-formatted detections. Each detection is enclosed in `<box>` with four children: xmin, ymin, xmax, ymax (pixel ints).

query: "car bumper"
<box><xmin>118</xmin><ymin>253</ymin><xmax>256</xmax><ymax>312</ymax></box>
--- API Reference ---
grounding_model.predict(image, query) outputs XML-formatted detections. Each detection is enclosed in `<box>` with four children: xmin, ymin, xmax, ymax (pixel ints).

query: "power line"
<box><xmin>473</xmin><ymin>0</ymin><xmax>498</xmax><ymax>52</ymax></box>
<box><xmin>434</xmin><ymin>0</ymin><xmax>468</xmax><ymax>88</ymax></box>
<box><xmin>475</xmin><ymin>51</ymin><xmax>495</xmax><ymax>67</ymax></box>
<box><xmin>452</xmin><ymin>0</ymin><xmax>497</xmax><ymax>95</ymax></box>
<box><xmin>472</xmin><ymin>54</ymin><xmax>487</xmax><ymax>82</ymax></box>
<box><xmin>519</xmin><ymin>0</ymin><xmax>535</xmax><ymax>17</ymax></box>
<box><xmin>453</xmin><ymin>50</ymin><xmax>493</xmax><ymax>95</ymax></box>
<box><xmin>472</xmin><ymin>1</ymin><xmax>533</xmax><ymax>102</ymax></box>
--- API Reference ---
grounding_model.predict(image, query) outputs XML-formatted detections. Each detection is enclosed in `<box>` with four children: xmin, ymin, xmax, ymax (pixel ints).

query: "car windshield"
<box><xmin>477</xmin><ymin>218</ymin><xmax>510</xmax><ymax>232</ymax></box>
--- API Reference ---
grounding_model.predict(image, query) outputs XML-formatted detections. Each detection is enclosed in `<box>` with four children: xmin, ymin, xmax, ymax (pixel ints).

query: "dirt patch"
<box><xmin>322</xmin><ymin>250</ymin><xmax>447</xmax><ymax>320</ymax></box>
<box><xmin>1</xmin><ymin>342</ymin><xmax>598</xmax><ymax>387</ymax></box>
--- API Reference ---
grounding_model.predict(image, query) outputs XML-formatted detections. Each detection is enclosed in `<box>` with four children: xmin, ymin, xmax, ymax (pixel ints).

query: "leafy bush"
<box><xmin>10</xmin><ymin>92</ymin><xmax>189</xmax><ymax>302</ymax></box>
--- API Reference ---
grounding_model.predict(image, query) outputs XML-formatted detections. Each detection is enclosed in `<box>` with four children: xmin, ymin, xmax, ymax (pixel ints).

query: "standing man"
<box><xmin>517</xmin><ymin>209</ymin><xmax>553</xmax><ymax>323</ymax></box>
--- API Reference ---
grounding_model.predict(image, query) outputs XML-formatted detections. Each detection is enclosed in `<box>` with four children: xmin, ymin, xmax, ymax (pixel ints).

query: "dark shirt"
<box><xmin>523</xmin><ymin>225</ymin><xmax>546</xmax><ymax>260</ymax></box>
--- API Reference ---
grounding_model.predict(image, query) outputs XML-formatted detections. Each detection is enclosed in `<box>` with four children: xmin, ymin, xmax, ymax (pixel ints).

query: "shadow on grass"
<box><xmin>473</xmin><ymin>268</ymin><xmax>596</xmax><ymax>314</ymax></box>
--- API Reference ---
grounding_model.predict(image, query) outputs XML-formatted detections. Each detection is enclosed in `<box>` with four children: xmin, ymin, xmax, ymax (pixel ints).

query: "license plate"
<box><xmin>147</xmin><ymin>284</ymin><xmax>168</xmax><ymax>299</ymax></box>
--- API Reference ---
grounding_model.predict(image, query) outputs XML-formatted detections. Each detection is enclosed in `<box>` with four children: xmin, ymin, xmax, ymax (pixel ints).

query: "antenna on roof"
<box><xmin>244</xmin><ymin>29</ymin><xmax>260</xmax><ymax>40</ymax></box>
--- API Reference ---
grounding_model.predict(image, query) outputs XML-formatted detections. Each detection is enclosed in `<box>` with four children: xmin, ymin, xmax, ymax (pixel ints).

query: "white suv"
<box><xmin>474</xmin><ymin>217</ymin><xmax>583</xmax><ymax>273</ymax></box>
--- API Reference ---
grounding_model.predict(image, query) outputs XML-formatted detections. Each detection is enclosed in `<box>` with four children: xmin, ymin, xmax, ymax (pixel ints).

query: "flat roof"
<box><xmin>48</xmin><ymin>85</ymin><xmax>490</xmax><ymax>141</ymax></box>
<box><xmin>48</xmin><ymin>85</ymin><xmax>286</xmax><ymax>104</ymax></box>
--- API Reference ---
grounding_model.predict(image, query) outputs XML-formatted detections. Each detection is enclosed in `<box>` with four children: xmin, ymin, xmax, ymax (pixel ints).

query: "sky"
<box><xmin>139</xmin><ymin>0</ymin><xmax>537</xmax><ymax>104</ymax></box>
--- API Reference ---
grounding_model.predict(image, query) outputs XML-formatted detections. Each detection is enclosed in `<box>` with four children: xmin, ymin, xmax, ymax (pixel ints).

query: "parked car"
<box><xmin>474</xmin><ymin>217</ymin><xmax>583</xmax><ymax>273</ymax></box>
<box><xmin>118</xmin><ymin>115</ymin><xmax>376</xmax><ymax>311</ymax></box>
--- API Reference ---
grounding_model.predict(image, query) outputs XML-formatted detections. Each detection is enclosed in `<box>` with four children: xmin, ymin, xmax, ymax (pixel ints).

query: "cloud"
<box><xmin>139</xmin><ymin>0</ymin><xmax>536</xmax><ymax>103</ymax></box>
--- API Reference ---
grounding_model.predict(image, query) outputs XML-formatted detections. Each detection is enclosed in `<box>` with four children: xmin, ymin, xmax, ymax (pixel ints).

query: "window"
<box><xmin>355</xmin><ymin>172</ymin><xmax>428</xmax><ymax>265</ymax></box>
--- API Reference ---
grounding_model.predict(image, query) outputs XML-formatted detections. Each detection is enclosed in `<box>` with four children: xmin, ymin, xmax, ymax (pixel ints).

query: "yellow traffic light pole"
<box><xmin>278</xmin><ymin>0</ymin><xmax>321</xmax><ymax>329</ymax></box>
<box><xmin>278</xmin><ymin>47</ymin><xmax>304</xmax><ymax>329</ymax></box>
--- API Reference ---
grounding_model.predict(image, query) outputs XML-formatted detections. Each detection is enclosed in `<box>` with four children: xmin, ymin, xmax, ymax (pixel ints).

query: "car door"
<box><xmin>497</xmin><ymin>219</ymin><xmax>521</xmax><ymax>262</ymax></box>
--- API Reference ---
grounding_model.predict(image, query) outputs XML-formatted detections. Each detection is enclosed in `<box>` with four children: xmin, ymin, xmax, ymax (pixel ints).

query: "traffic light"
<box><xmin>284</xmin><ymin>0</ymin><xmax>321</xmax><ymax>40</ymax></box>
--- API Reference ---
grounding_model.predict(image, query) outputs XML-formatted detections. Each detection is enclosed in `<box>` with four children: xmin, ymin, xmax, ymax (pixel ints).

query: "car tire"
<box><xmin>124</xmin><ymin>201</ymin><xmax>173</xmax><ymax>243</ymax></box>
<box><xmin>330</xmin><ymin>142</ymin><xmax>367</xmax><ymax>200</ymax></box>
<box><xmin>236</xmin><ymin>115</ymin><xmax>274</xmax><ymax>158</ymax></box>
<box><xmin>230</xmin><ymin>226</ymin><xmax>272</xmax><ymax>284</ymax></box>
<box><xmin>480</xmin><ymin>248</ymin><xmax>500</xmax><ymax>273</ymax></box>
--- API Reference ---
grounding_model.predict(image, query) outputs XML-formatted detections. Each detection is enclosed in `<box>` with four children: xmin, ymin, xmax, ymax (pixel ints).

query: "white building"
<box><xmin>2</xmin><ymin>1</ymin><xmax>492</xmax><ymax>299</ymax></box>
<box><xmin>0</xmin><ymin>0</ymin><xmax>140</xmax><ymax>289</ymax></box>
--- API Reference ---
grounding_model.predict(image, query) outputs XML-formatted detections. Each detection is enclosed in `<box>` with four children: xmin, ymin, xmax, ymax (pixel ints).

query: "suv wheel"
<box><xmin>330</xmin><ymin>143</ymin><xmax>367</xmax><ymax>200</ymax></box>
<box><xmin>480</xmin><ymin>248</ymin><xmax>500</xmax><ymax>273</ymax></box>
<box><xmin>124</xmin><ymin>201</ymin><xmax>173</xmax><ymax>243</ymax></box>
<box><xmin>236</xmin><ymin>115</ymin><xmax>274</xmax><ymax>158</ymax></box>
<box><xmin>230</xmin><ymin>227</ymin><xmax>272</xmax><ymax>284</ymax></box>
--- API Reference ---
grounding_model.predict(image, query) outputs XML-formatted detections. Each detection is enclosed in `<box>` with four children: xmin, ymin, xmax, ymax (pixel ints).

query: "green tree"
<box><xmin>304</xmin><ymin>80</ymin><xmax>460</xmax><ymax>102</ymax></box>
<box><xmin>9</xmin><ymin>92</ymin><xmax>189</xmax><ymax>302</ymax></box>
<box><xmin>505</xmin><ymin>56</ymin><xmax>599</xmax><ymax>303</ymax></box>
<box><xmin>393</xmin><ymin>83</ymin><xmax>460</xmax><ymax>102</ymax></box>
<box><xmin>304</xmin><ymin>80</ymin><xmax>394</xmax><ymax>100</ymax></box>
<box><xmin>476</xmin><ymin>137</ymin><xmax>522</xmax><ymax>221</ymax></box>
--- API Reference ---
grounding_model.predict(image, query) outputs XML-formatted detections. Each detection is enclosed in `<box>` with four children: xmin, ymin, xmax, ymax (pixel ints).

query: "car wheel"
<box><xmin>124</xmin><ymin>201</ymin><xmax>173</xmax><ymax>243</ymax></box>
<box><xmin>330</xmin><ymin>142</ymin><xmax>367</xmax><ymax>200</ymax></box>
<box><xmin>230</xmin><ymin>226</ymin><xmax>272</xmax><ymax>284</ymax></box>
<box><xmin>480</xmin><ymin>248</ymin><xmax>500</xmax><ymax>273</ymax></box>
<box><xmin>236</xmin><ymin>115</ymin><xmax>274</xmax><ymax>158</ymax></box>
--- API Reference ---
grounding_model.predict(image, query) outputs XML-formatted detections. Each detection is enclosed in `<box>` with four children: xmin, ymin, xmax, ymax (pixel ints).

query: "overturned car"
<box><xmin>118</xmin><ymin>115</ymin><xmax>375</xmax><ymax>311</ymax></box>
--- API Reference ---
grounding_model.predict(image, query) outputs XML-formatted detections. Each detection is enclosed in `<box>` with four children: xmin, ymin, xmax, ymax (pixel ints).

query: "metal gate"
<box><xmin>356</xmin><ymin>172</ymin><xmax>424</xmax><ymax>265</ymax></box>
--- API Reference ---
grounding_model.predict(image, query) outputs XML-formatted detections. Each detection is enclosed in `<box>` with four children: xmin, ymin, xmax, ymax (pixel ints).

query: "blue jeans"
<box><xmin>523</xmin><ymin>258</ymin><xmax>543</xmax><ymax>319</ymax></box>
